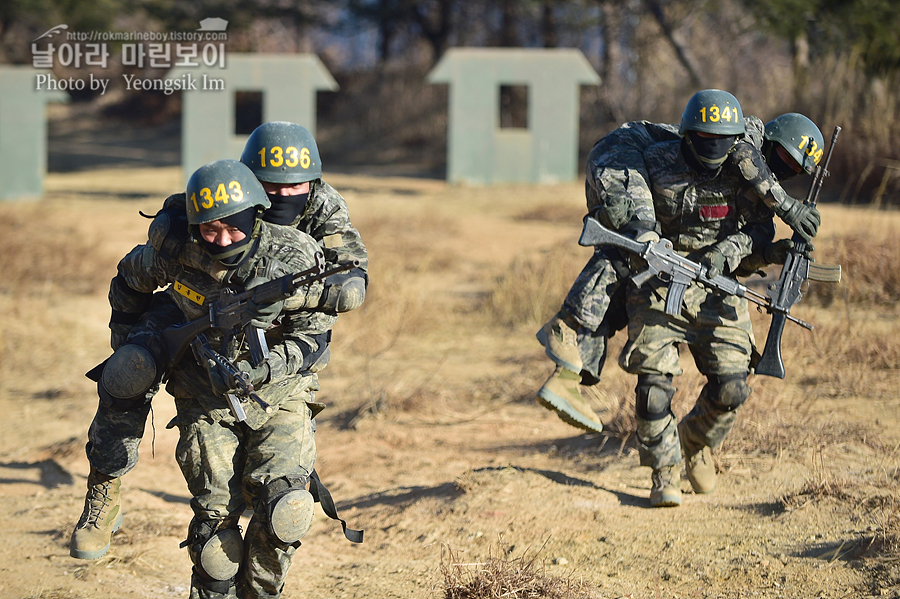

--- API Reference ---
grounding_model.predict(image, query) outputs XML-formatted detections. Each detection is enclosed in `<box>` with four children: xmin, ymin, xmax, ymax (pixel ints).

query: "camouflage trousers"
<box><xmin>561</xmin><ymin>248</ymin><xmax>628</xmax><ymax>383</ymax></box>
<box><xmin>86</xmin><ymin>398</ymin><xmax>154</xmax><ymax>477</ymax></box>
<box><xmin>85</xmin><ymin>292</ymin><xmax>182</xmax><ymax>477</ymax></box>
<box><xmin>173</xmin><ymin>395</ymin><xmax>317</xmax><ymax>599</ymax></box>
<box><xmin>619</xmin><ymin>279</ymin><xmax>756</xmax><ymax>469</ymax></box>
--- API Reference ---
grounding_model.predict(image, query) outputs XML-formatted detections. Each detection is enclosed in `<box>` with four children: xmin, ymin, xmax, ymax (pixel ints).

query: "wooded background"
<box><xmin>3</xmin><ymin>0</ymin><xmax>899</xmax><ymax>203</ymax></box>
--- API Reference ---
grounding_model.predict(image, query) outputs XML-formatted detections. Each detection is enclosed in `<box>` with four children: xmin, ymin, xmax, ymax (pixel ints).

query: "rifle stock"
<box><xmin>755</xmin><ymin>312</ymin><xmax>787</xmax><ymax>379</ymax></box>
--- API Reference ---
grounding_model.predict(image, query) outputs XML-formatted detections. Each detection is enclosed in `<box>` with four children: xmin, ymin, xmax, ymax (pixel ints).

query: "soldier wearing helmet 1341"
<box><xmin>70</xmin><ymin>123</ymin><xmax>367</xmax><ymax>565</ymax></box>
<box><xmin>75</xmin><ymin>159</ymin><xmax>332</xmax><ymax>599</ymax></box>
<box><xmin>536</xmin><ymin>102</ymin><xmax>823</xmax><ymax>440</ymax></box>
<box><xmin>617</xmin><ymin>90</ymin><xmax>822</xmax><ymax>507</ymax></box>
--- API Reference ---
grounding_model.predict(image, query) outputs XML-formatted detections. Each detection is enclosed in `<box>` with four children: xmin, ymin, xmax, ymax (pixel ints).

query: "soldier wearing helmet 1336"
<box><xmin>536</xmin><ymin>102</ymin><xmax>824</xmax><ymax>440</ymax></box>
<box><xmin>70</xmin><ymin>123</ymin><xmax>367</xmax><ymax>565</ymax></box>
<box><xmin>618</xmin><ymin>90</ymin><xmax>822</xmax><ymax>507</ymax></box>
<box><xmin>75</xmin><ymin>159</ymin><xmax>333</xmax><ymax>599</ymax></box>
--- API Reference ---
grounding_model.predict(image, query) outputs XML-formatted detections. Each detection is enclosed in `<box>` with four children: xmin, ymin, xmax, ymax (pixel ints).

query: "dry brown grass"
<box><xmin>481</xmin><ymin>240</ymin><xmax>587</xmax><ymax>329</ymax></box>
<box><xmin>806</xmin><ymin>232</ymin><xmax>900</xmax><ymax>306</ymax></box>
<box><xmin>864</xmin><ymin>497</ymin><xmax>900</xmax><ymax>560</ymax></box>
<box><xmin>779</xmin><ymin>447</ymin><xmax>856</xmax><ymax>510</ymax></box>
<box><xmin>0</xmin><ymin>203</ymin><xmax>111</xmax><ymax>296</ymax></box>
<box><xmin>441</xmin><ymin>542</ymin><xmax>600</xmax><ymax>599</ymax></box>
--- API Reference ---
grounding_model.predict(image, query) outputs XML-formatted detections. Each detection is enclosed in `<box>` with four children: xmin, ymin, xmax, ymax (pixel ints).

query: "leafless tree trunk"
<box><xmin>643</xmin><ymin>0</ymin><xmax>704</xmax><ymax>88</ymax></box>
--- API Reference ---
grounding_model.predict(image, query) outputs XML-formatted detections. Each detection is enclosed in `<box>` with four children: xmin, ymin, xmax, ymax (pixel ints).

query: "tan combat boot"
<box><xmin>70</xmin><ymin>467</ymin><xmax>123</xmax><ymax>559</ymax></box>
<box><xmin>536</xmin><ymin>366</ymin><xmax>604</xmax><ymax>433</ymax></box>
<box><xmin>684</xmin><ymin>445</ymin><xmax>716</xmax><ymax>494</ymax></box>
<box><xmin>650</xmin><ymin>464</ymin><xmax>682</xmax><ymax>507</ymax></box>
<box><xmin>536</xmin><ymin>310</ymin><xmax>583</xmax><ymax>373</ymax></box>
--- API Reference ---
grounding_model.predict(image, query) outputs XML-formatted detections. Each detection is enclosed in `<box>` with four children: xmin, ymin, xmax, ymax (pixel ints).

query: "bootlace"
<box><xmin>652</xmin><ymin>466</ymin><xmax>678</xmax><ymax>489</ymax></box>
<box><xmin>80</xmin><ymin>479</ymin><xmax>113</xmax><ymax>527</ymax></box>
<box><xmin>553</xmin><ymin>318</ymin><xmax>577</xmax><ymax>345</ymax></box>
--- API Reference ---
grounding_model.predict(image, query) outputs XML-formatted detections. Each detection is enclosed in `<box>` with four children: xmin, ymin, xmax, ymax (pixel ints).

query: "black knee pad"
<box><xmin>706</xmin><ymin>373</ymin><xmax>751</xmax><ymax>411</ymax></box>
<box><xmin>98</xmin><ymin>342</ymin><xmax>164</xmax><ymax>411</ymax></box>
<box><xmin>635</xmin><ymin>373</ymin><xmax>677</xmax><ymax>421</ymax></box>
<box><xmin>182</xmin><ymin>517</ymin><xmax>243</xmax><ymax>582</ymax></box>
<box><xmin>191</xmin><ymin>567</ymin><xmax>236</xmax><ymax>596</ymax></box>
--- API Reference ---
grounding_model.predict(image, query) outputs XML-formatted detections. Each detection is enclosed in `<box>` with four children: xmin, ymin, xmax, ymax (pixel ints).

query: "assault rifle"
<box><xmin>755</xmin><ymin>127</ymin><xmax>843</xmax><ymax>378</ymax></box>
<box><xmin>191</xmin><ymin>334</ymin><xmax>262</xmax><ymax>421</ymax></box>
<box><xmin>578</xmin><ymin>216</ymin><xmax>814</xmax><ymax>329</ymax></box>
<box><xmin>162</xmin><ymin>255</ymin><xmax>360</xmax><ymax>421</ymax></box>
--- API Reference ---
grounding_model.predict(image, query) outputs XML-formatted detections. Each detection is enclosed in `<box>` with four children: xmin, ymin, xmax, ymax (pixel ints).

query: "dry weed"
<box><xmin>863</xmin><ymin>496</ymin><xmax>900</xmax><ymax>561</ymax></box>
<box><xmin>482</xmin><ymin>241</ymin><xmax>586</xmax><ymax>329</ymax></box>
<box><xmin>22</xmin><ymin>589</ymin><xmax>82</xmax><ymax>599</ymax></box>
<box><xmin>441</xmin><ymin>542</ymin><xmax>599</xmax><ymax>599</ymax></box>
<box><xmin>806</xmin><ymin>232</ymin><xmax>900</xmax><ymax>306</ymax></box>
<box><xmin>771</xmin><ymin>309</ymin><xmax>900</xmax><ymax>401</ymax></box>
<box><xmin>514</xmin><ymin>203</ymin><xmax>585</xmax><ymax>225</ymax></box>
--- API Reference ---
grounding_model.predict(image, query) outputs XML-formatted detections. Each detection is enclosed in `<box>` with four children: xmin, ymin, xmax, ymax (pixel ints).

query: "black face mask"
<box><xmin>763</xmin><ymin>141</ymin><xmax>800</xmax><ymax>181</ymax></box>
<box><xmin>685</xmin><ymin>131</ymin><xmax>737</xmax><ymax>170</ymax></box>
<box><xmin>197</xmin><ymin>208</ymin><xmax>258</xmax><ymax>266</ymax></box>
<box><xmin>263</xmin><ymin>191</ymin><xmax>309</xmax><ymax>225</ymax></box>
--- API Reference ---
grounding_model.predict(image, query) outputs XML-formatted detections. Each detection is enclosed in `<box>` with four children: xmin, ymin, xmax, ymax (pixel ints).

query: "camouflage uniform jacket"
<box><xmin>585</xmin><ymin>116</ymin><xmax>766</xmax><ymax>232</ymax></box>
<box><xmin>292</xmin><ymin>179</ymin><xmax>368</xmax><ymax>275</ymax></box>
<box><xmin>642</xmin><ymin>139</ymin><xmax>776</xmax><ymax>272</ymax></box>
<box><xmin>111</xmin><ymin>222</ymin><xmax>326</xmax><ymax>429</ymax></box>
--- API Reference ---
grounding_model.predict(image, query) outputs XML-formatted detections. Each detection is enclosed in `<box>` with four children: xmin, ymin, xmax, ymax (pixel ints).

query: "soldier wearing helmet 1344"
<box><xmin>618</xmin><ymin>90</ymin><xmax>822</xmax><ymax>507</ymax></box>
<box><xmin>75</xmin><ymin>159</ymin><xmax>333</xmax><ymax>599</ymax></box>
<box><xmin>70</xmin><ymin>124</ymin><xmax>367</xmax><ymax>574</ymax></box>
<box><xmin>736</xmin><ymin>112</ymin><xmax>826</xmax><ymax>275</ymax></box>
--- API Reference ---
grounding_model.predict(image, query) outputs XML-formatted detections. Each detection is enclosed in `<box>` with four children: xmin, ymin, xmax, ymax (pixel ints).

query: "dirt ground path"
<box><xmin>1</xmin><ymin>170</ymin><xmax>898</xmax><ymax>599</ymax></box>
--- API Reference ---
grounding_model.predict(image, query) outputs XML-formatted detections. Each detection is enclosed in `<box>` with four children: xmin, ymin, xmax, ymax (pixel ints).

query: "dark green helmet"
<box><xmin>240</xmin><ymin>121</ymin><xmax>322</xmax><ymax>184</ymax></box>
<box><xmin>679</xmin><ymin>89</ymin><xmax>745</xmax><ymax>136</ymax></box>
<box><xmin>764</xmin><ymin>113</ymin><xmax>824</xmax><ymax>175</ymax></box>
<box><xmin>186</xmin><ymin>159</ymin><xmax>271</xmax><ymax>225</ymax></box>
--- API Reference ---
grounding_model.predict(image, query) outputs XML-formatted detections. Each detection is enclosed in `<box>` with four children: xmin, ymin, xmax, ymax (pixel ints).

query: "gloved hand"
<box><xmin>763</xmin><ymin>239</ymin><xmax>813</xmax><ymax>264</ymax></box>
<box><xmin>626</xmin><ymin>226</ymin><xmax>660</xmax><ymax>273</ymax></box>
<box><xmin>774</xmin><ymin>197</ymin><xmax>821</xmax><ymax>242</ymax></box>
<box><xmin>700</xmin><ymin>248</ymin><xmax>728</xmax><ymax>279</ymax></box>
<box><xmin>206</xmin><ymin>359</ymin><xmax>269</xmax><ymax>396</ymax></box>
<box><xmin>245</xmin><ymin>277</ymin><xmax>284</xmax><ymax>329</ymax></box>
<box><xmin>633</xmin><ymin>229</ymin><xmax>660</xmax><ymax>244</ymax></box>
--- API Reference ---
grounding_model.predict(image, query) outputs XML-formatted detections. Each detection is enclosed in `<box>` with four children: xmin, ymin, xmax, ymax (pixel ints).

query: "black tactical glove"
<box><xmin>774</xmin><ymin>197</ymin><xmax>821</xmax><ymax>242</ymax></box>
<box><xmin>700</xmin><ymin>248</ymin><xmax>728</xmax><ymax>279</ymax></box>
<box><xmin>763</xmin><ymin>239</ymin><xmax>813</xmax><ymax>264</ymax></box>
<box><xmin>245</xmin><ymin>277</ymin><xmax>285</xmax><ymax>329</ymax></box>
<box><xmin>206</xmin><ymin>359</ymin><xmax>269</xmax><ymax>396</ymax></box>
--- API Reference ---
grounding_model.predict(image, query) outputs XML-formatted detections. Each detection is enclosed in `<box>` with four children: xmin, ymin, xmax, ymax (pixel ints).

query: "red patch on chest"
<box><xmin>700</xmin><ymin>204</ymin><xmax>732</xmax><ymax>219</ymax></box>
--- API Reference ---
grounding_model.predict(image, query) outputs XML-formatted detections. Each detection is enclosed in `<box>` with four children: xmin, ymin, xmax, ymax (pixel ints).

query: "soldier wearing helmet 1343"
<box><xmin>536</xmin><ymin>99</ymin><xmax>823</xmax><ymax>441</ymax></box>
<box><xmin>70</xmin><ymin>123</ymin><xmax>367</xmax><ymax>566</ymax></box>
<box><xmin>74</xmin><ymin>159</ymin><xmax>332</xmax><ymax>599</ymax></box>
